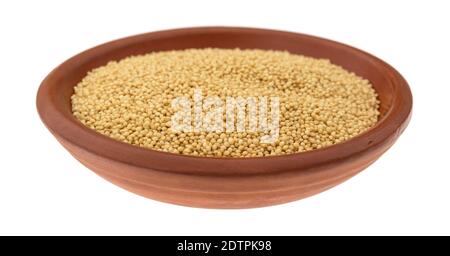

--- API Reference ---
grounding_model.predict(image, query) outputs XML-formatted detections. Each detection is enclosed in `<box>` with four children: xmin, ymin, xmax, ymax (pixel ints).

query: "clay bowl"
<box><xmin>36</xmin><ymin>27</ymin><xmax>412</xmax><ymax>208</ymax></box>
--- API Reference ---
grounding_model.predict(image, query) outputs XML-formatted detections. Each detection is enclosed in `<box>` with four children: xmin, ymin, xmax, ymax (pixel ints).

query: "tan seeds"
<box><xmin>71</xmin><ymin>48</ymin><xmax>379</xmax><ymax>157</ymax></box>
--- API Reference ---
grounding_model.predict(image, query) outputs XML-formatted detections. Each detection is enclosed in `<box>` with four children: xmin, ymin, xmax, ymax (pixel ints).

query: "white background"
<box><xmin>1</xmin><ymin>0</ymin><xmax>449</xmax><ymax>235</ymax></box>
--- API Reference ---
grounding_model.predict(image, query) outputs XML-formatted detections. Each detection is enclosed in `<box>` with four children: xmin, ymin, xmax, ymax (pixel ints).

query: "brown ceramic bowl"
<box><xmin>36</xmin><ymin>27</ymin><xmax>412</xmax><ymax>208</ymax></box>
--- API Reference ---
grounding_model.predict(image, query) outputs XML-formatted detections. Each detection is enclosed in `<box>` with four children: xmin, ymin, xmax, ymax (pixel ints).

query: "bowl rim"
<box><xmin>36</xmin><ymin>26</ymin><xmax>412</xmax><ymax>176</ymax></box>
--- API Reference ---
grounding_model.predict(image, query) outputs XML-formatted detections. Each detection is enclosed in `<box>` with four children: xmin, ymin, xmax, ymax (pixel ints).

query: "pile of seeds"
<box><xmin>71</xmin><ymin>48</ymin><xmax>379</xmax><ymax>157</ymax></box>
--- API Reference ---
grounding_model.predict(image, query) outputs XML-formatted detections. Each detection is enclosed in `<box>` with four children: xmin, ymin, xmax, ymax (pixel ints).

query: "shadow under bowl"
<box><xmin>36</xmin><ymin>27</ymin><xmax>412</xmax><ymax>208</ymax></box>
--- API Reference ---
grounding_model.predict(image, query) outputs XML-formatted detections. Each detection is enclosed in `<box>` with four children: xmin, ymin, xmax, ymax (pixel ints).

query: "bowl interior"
<box><xmin>39</xmin><ymin>27</ymin><xmax>410</xmax><ymax>175</ymax></box>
